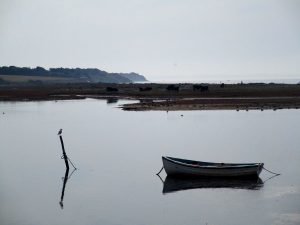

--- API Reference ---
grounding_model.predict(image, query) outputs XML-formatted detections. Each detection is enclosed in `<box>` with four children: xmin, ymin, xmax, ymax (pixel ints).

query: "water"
<box><xmin>0</xmin><ymin>99</ymin><xmax>299</xmax><ymax>225</ymax></box>
<box><xmin>150</xmin><ymin>78</ymin><xmax>300</xmax><ymax>84</ymax></box>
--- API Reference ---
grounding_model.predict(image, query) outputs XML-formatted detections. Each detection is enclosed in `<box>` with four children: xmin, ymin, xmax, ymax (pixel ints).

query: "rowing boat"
<box><xmin>162</xmin><ymin>156</ymin><xmax>264</xmax><ymax>177</ymax></box>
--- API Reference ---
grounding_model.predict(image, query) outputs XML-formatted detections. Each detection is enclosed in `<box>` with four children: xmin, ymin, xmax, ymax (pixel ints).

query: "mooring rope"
<box><xmin>263</xmin><ymin>166</ymin><xmax>280</xmax><ymax>176</ymax></box>
<box><xmin>156</xmin><ymin>166</ymin><xmax>164</xmax><ymax>175</ymax></box>
<box><xmin>156</xmin><ymin>173</ymin><xmax>165</xmax><ymax>184</ymax></box>
<box><xmin>60</xmin><ymin>155</ymin><xmax>77</xmax><ymax>169</ymax></box>
<box><xmin>67</xmin><ymin>157</ymin><xmax>77</xmax><ymax>170</ymax></box>
<box><xmin>262</xmin><ymin>174</ymin><xmax>280</xmax><ymax>183</ymax></box>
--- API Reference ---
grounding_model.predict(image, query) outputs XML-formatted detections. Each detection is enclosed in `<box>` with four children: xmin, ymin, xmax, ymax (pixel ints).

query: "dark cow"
<box><xmin>220</xmin><ymin>83</ymin><xmax>225</xmax><ymax>88</ymax></box>
<box><xmin>193</xmin><ymin>84</ymin><xmax>209</xmax><ymax>92</ymax></box>
<box><xmin>193</xmin><ymin>84</ymin><xmax>202</xmax><ymax>91</ymax></box>
<box><xmin>139</xmin><ymin>99</ymin><xmax>153</xmax><ymax>103</ymax></box>
<box><xmin>106</xmin><ymin>87</ymin><xmax>118</xmax><ymax>92</ymax></box>
<box><xmin>139</xmin><ymin>87</ymin><xmax>152</xmax><ymax>91</ymax></box>
<box><xmin>166</xmin><ymin>85</ymin><xmax>179</xmax><ymax>91</ymax></box>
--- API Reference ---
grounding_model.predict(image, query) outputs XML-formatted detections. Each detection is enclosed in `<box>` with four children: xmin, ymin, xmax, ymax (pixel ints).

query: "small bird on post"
<box><xmin>58</xmin><ymin>129</ymin><xmax>63</xmax><ymax>135</ymax></box>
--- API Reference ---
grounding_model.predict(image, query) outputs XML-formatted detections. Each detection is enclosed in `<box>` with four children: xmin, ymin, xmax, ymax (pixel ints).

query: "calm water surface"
<box><xmin>0</xmin><ymin>99</ymin><xmax>299</xmax><ymax>225</ymax></box>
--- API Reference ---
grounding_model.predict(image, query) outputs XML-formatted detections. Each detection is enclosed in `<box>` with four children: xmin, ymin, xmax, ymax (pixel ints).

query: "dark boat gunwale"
<box><xmin>163</xmin><ymin>156</ymin><xmax>263</xmax><ymax>169</ymax></box>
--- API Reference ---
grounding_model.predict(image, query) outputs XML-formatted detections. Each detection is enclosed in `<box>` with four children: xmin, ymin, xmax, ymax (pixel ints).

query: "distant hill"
<box><xmin>0</xmin><ymin>66</ymin><xmax>147</xmax><ymax>84</ymax></box>
<box><xmin>118</xmin><ymin>72</ymin><xmax>148</xmax><ymax>82</ymax></box>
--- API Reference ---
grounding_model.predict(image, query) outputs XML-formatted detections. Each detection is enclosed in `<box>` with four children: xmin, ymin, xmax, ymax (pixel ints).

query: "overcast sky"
<box><xmin>0</xmin><ymin>0</ymin><xmax>299</xmax><ymax>81</ymax></box>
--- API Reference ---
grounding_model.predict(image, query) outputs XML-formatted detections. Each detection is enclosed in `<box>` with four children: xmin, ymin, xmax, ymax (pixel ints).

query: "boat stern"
<box><xmin>257</xmin><ymin>163</ymin><xmax>264</xmax><ymax>176</ymax></box>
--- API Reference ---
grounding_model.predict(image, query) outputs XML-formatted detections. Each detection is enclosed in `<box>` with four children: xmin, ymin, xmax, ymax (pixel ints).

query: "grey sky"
<box><xmin>0</xmin><ymin>0</ymin><xmax>299</xmax><ymax>81</ymax></box>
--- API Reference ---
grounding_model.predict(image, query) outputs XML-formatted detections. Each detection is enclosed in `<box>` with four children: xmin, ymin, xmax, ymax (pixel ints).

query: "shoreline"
<box><xmin>1</xmin><ymin>83</ymin><xmax>300</xmax><ymax>111</ymax></box>
<box><xmin>120</xmin><ymin>97</ymin><xmax>300</xmax><ymax>111</ymax></box>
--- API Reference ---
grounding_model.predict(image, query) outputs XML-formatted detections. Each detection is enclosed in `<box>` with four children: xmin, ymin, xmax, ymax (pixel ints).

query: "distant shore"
<box><xmin>120</xmin><ymin>97</ymin><xmax>300</xmax><ymax>111</ymax></box>
<box><xmin>1</xmin><ymin>83</ymin><xmax>300</xmax><ymax>111</ymax></box>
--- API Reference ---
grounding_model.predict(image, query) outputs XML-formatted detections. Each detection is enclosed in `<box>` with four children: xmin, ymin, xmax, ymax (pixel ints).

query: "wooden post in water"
<box><xmin>59</xmin><ymin>135</ymin><xmax>70</xmax><ymax>171</ymax></box>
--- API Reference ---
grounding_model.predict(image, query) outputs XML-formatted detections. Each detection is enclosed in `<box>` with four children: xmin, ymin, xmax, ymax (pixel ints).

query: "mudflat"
<box><xmin>1</xmin><ymin>83</ymin><xmax>300</xmax><ymax>111</ymax></box>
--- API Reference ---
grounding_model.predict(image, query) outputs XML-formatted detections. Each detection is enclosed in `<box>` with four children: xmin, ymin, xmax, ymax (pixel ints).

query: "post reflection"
<box><xmin>59</xmin><ymin>168</ymin><xmax>76</xmax><ymax>209</ymax></box>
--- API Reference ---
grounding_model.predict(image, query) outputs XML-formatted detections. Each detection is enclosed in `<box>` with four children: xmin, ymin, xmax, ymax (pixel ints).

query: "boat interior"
<box><xmin>164</xmin><ymin>156</ymin><xmax>259</xmax><ymax>167</ymax></box>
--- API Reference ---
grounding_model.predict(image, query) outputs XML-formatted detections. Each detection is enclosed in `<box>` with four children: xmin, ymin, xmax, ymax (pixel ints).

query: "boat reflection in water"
<box><xmin>162</xmin><ymin>175</ymin><xmax>263</xmax><ymax>194</ymax></box>
<box><xmin>106</xmin><ymin>98</ymin><xmax>119</xmax><ymax>104</ymax></box>
<box><xmin>59</xmin><ymin>168</ymin><xmax>76</xmax><ymax>209</ymax></box>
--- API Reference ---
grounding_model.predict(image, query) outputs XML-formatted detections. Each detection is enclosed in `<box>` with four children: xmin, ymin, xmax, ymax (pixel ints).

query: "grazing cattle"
<box><xmin>193</xmin><ymin>84</ymin><xmax>209</xmax><ymax>92</ymax></box>
<box><xmin>139</xmin><ymin>99</ymin><xmax>153</xmax><ymax>103</ymax></box>
<box><xmin>139</xmin><ymin>87</ymin><xmax>152</xmax><ymax>91</ymax></box>
<box><xmin>106</xmin><ymin>87</ymin><xmax>118</xmax><ymax>92</ymax></box>
<box><xmin>166</xmin><ymin>85</ymin><xmax>179</xmax><ymax>91</ymax></box>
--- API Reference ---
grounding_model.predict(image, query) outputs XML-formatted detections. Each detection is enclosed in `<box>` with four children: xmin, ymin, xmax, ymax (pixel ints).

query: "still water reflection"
<box><xmin>60</xmin><ymin>168</ymin><xmax>76</xmax><ymax>209</ymax></box>
<box><xmin>106</xmin><ymin>98</ymin><xmax>119</xmax><ymax>104</ymax></box>
<box><xmin>160</xmin><ymin>175</ymin><xmax>264</xmax><ymax>194</ymax></box>
<box><xmin>0</xmin><ymin>99</ymin><xmax>299</xmax><ymax>225</ymax></box>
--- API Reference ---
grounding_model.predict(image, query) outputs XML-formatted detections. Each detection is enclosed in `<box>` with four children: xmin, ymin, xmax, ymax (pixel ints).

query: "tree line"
<box><xmin>0</xmin><ymin>66</ymin><xmax>111</xmax><ymax>78</ymax></box>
